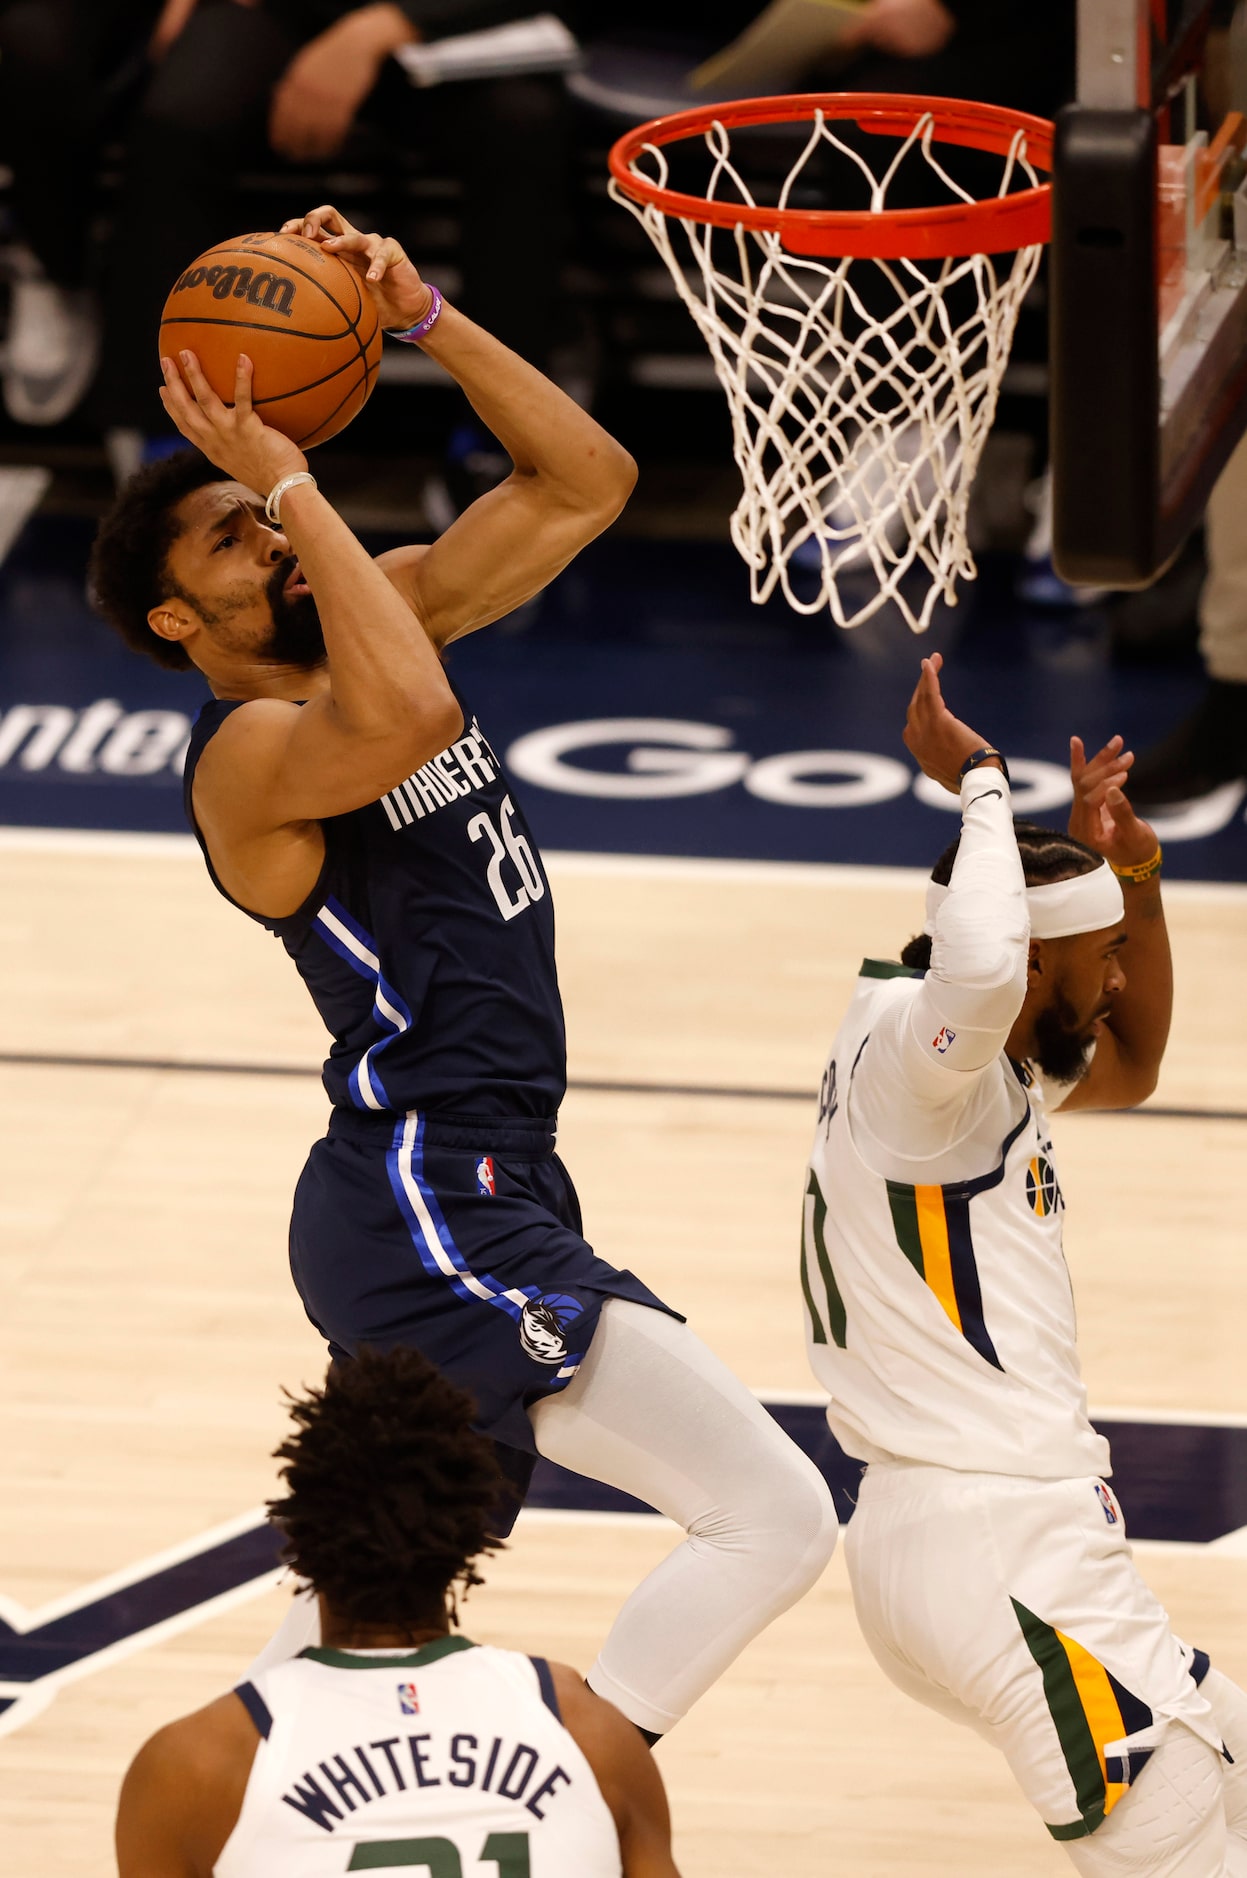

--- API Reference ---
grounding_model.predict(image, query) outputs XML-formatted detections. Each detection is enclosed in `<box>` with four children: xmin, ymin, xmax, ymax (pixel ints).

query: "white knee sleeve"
<box><xmin>530</xmin><ymin>1300</ymin><xmax>837</xmax><ymax>1733</ymax></box>
<box><xmin>1063</xmin><ymin>1724</ymin><xmax>1232</xmax><ymax>1878</ymax></box>
<box><xmin>1202</xmin><ymin>1667</ymin><xmax>1247</xmax><ymax>1860</ymax></box>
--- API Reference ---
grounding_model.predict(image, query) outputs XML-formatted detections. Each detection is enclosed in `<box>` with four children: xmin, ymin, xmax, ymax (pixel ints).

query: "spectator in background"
<box><xmin>1126</xmin><ymin>428</ymin><xmax>1247</xmax><ymax>806</ymax></box>
<box><xmin>100</xmin><ymin>0</ymin><xmax>570</xmax><ymax>503</ymax></box>
<box><xmin>0</xmin><ymin>0</ymin><xmax>166</xmax><ymax>426</ymax></box>
<box><xmin>835</xmin><ymin>0</ymin><xmax>1075</xmax><ymax>120</ymax></box>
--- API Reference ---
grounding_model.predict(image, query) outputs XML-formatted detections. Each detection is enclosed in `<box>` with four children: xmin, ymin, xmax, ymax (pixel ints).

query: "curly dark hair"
<box><xmin>87</xmin><ymin>449</ymin><xmax>228</xmax><ymax>670</ymax></box>
<box><xmin>900</xmin><ymin>819</ymin><xmax>1103</xmax><ymax>970</ymax></box>
<box><xmin>267</xmin><ymin>1346</ymin><xmax>510</xmax><ymax>1632</ymax></box>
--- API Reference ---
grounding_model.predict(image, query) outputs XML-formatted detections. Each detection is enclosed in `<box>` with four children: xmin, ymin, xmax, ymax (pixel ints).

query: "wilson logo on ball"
<box><xmin>171</xmin><ymin>264</ymin><xmax>296</xmax><ymax>316</ymax></box>
<box><xmin>160</xmin><ymin>230</ymin><xmax>382</xmax><ymax>446</ymax></box>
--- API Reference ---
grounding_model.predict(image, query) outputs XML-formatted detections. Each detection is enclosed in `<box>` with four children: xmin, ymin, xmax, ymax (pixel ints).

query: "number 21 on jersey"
<box><xmin>349</xmin><ymin>1830</ymin><xmax>530</xmax><ymax>1872</ymax></box>
<box><xmin>467</xmin><ymin>795</ymin><xmax>545</xmax><ymax>922</ymax></box>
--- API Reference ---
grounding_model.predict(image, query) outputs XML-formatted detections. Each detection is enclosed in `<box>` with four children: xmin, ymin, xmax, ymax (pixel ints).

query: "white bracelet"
<box><xmin>265</xmin><ymin>470</ymin><xmax>317</xmax><ymax>525</ymax></box>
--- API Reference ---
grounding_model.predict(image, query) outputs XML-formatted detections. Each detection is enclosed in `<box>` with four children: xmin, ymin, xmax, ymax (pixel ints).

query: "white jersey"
<box><xmin>805</xmin><ymin>966</ymin><xmax>1109</xmax><ymax>1477</ymax></box>
<box><xmin>802</xmin><ymin>770</ymin><xmax>1110</xmax><ymax>1481</ymax></box>
<box><xmin>214</xmin><ymin>1637</ymin><xmax>622</xmax><ymax>1877</ymax></box>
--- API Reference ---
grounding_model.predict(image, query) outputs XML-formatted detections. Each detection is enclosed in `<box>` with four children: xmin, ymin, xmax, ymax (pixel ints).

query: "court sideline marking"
<box><xmin>2</xmin><ymin>826</ymin><xmax>1247</xmax><ymax>904</ymax></box>
<box><xmin>2</xmin><ymin>1414</ymin><xmax>1244</xmax><ymax>1743</ymax></box>
<box><xmin>0</xmin><ymin>1047</ymin><xmax>1244</xmax><ymax>1124</ymax></box>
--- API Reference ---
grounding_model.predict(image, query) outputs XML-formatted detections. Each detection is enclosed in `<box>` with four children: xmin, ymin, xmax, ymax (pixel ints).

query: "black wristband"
<box><xmin>959</xmin><ymin>746</ymin><xmax>1010</xmax><ymax>784</ymax></box>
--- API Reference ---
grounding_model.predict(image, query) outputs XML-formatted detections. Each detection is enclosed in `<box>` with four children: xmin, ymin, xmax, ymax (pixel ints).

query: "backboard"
<box><xmin>1050</xmin><ymin>0</ymin><xmax>1247</xmax><ymax>585</ymax></box>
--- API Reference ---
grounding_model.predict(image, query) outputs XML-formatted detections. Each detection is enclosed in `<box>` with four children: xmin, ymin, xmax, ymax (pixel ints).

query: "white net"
<box><xmin>610</xmin><ymin>109</ymin><xmax>1045</xmax><ymax>632</ymax></box>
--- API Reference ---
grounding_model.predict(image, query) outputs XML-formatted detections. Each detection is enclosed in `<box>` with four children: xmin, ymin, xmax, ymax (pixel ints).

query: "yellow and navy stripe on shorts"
<box><xmin>1012</xmin><ymin>1598</ymin><xmax>1155</xmax><ymax>1839</ymax></box>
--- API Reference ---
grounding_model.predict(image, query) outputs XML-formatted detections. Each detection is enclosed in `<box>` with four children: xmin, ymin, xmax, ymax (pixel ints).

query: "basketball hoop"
<box><xmin>609</xmin><ymin>95</ymin><xmax>1053</xmax><ymax>631</ymax></box>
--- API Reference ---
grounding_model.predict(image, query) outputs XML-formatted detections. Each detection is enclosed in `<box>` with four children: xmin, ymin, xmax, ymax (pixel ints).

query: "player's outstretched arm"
<box><xmin>548</xmin><ymin>1666</ymin><xmax>682</xmax><ymax>1877</ymax></box>
<box><xmin>282</xmin><ymin>206</ymin><xmax>638</xmax><ymax>645</ymax></box>
<box><xmin>158</xmin><ymin>349</ymin><xmax>462</xmax><ymax>856</ymax></box>
<box><xmin>897</xmin><ymin>654</ymin><xmax>1028</xmax><ymax>1078</ymax></box>
<box><xmin>1057</xmin><ymin>735</ymin><xmax>1171</xmax><ymax>1111</ymax></box>
<box><xmin>116</xmin><ymin>1694</ymin><xmax>256</xmax><ymax>1878</ymax></box>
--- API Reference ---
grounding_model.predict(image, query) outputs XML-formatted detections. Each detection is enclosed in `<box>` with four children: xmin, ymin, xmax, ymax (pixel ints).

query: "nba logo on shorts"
<box><xmin>397</xmin><ymin>1683</ymin><xmax>420</xmax><ymax>1715</ymax></box>
<box><xmin>1094</xmin><ymin>1482</ymin><xmax>1120</xmax><ymax>1526</ymax></box>
<box><xmin>476</xmin><ymin>1155</ymin><xmax>496</xmax><ymax>1197</ymax></box>
<box><xmin>933</xmin><ymin>1026</ymin><xmax>955</xmax><ymax>1054</ymax></box>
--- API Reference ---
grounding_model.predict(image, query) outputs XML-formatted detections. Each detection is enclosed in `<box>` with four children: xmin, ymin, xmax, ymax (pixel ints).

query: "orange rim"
<box><xmin>608</xmin><ymin>93</ymin><xmax>1053</xmax><ymax>259</ymax></box>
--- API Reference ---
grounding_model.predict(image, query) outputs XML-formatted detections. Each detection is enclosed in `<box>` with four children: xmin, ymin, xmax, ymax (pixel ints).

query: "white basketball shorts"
<box><xmin>846</xmin><ymin>1462</ymin><xmax>1225</xmax><ymax>1844</ymax></box>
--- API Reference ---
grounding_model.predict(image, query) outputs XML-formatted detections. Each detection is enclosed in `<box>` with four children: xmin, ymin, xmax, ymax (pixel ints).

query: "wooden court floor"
<box><xmin>1</xmin><ymin>832</ymin><xmax>1245</xmax><ymax>1875</ymax></box>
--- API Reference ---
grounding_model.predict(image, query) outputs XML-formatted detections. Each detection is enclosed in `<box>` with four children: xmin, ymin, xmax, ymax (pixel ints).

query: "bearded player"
<box><xmin>88</xmin><ymin>207</ymin><xmax>835</xmax><ymax>1747</ymax></box>
<box><xmin>801</xmin><ymin>653</ymin><xmax>1247</xmax><ymax>1872</ymax></box>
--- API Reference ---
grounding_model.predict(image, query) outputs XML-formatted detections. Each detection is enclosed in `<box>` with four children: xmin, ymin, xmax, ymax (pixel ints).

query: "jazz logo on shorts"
<box><xmin>932</xmin><ymin>1025</ymin><xmax>956</xmax><ymax>1054</ymax></box>
<box><xmin>476</xmin><ymin>1155</ymin><xmax>496</xmax><ymax>1197</ymax></box>
<box><xmin>397</xmin><ymin>1683</ymin><xmax>420</xmax><ymax>1715</ymax></box>
<box><xmin>1094</xmin><ymin>1482</ymin><xmax>1120</xmax><ymax>1526</ymax></box>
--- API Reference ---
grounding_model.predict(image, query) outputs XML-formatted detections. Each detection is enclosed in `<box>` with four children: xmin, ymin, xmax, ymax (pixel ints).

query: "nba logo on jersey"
<box><xmin>476</xmin><ymin>1156</ymin><xmax>496</xmax><ymax>1197</ymax></box>
<box><xmin>1094</xmin><ymin>1482</ymin><xmax>1120</xmax><ymax>1526</ymax></box>
<box><xmin>933</xmin><ymin>1025</ymin><xmax>956</xmax><ymax>1054</ymax></box>
<box><xmin>397</xmin><ymin>1682</ymin><xmax>420</xmax><ymax>1714</ymax></box>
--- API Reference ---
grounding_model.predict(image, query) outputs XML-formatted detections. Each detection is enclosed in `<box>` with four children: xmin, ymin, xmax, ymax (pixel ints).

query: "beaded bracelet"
<box><xmin>386</xmin><ymin>285</ymin><xmax>443</xmax><ymax>345</ymax></box>
<box><xmin>1110</xmin><ymin>845</ymin><xmax>1163</xmax><ymax>883</ymax></box>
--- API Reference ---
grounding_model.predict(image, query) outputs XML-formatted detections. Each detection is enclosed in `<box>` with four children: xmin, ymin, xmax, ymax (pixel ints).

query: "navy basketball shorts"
<box><xmin>289</xmin><ymin>1107</ymin><xmax>679</xmax><ymax>1481</ymax></box>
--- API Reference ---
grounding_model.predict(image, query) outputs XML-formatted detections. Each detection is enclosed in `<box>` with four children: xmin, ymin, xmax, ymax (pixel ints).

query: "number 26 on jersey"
<box><xmin>468</xmin><ymin>795</ymin><xmax>545</xmax><ymax>923</ymax></box>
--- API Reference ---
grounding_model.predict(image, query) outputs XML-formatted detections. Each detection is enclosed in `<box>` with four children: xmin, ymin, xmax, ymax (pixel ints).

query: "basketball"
<box><xmin>158</xmin><ymin>231</ymin><xmax>383</xmax><ymax>448</ymax></box>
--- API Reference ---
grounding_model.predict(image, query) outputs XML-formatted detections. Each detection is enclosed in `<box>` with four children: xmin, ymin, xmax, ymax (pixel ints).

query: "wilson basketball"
<box><xmin>158</xmin><ymin>231</ymin><xmax>383</xmax><ymax>448</ymax></box>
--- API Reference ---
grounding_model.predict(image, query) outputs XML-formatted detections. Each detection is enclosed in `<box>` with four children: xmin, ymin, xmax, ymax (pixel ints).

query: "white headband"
<box><xmin>924</xmin><ymin>860</ymin><xmax>1125</xmax><ymax>940</ymax></box>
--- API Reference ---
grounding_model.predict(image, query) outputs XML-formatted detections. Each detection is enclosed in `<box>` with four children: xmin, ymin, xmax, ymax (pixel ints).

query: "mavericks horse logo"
<box><xmin>519</xmin><ymin>1292</ymin><xmax>584</xmax><ymax>1365</ymax></box>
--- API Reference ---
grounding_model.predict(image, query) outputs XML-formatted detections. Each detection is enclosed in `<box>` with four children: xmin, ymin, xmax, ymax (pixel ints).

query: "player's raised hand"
<box><xmin>268</xmin><ymin>8</ymin><xmax>407</xmax><ymax>161</ymax></box>
<box><xmin>158</xmin><ymin>350</ymin><xmax>306</xmax><ymax>493</ymax></box>
<box><xmin>840</xmin><ymin>0</ymin><xmax>956</xmax><ymax>59</ymax></box>
<box><xmin>1068</xmin><ymin>734</ymin><xmax>1158</xmax><ymax>868</ymax></box>
<box><xmin>903</xmin><ymin>653</ymin><xmax>998</xmax><ymax>794</ymax></box>
<box><xmin>280</xmin><ymin>206</ymin><xmax>433</xmax><ymax>334</ymax></box>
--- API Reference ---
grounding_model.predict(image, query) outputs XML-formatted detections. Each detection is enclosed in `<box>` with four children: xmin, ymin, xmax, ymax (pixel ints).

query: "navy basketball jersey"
<box><xmin>182</xmin><ymin>688</ymin><xmax>566</xmax><ymax>1120</ymax></box>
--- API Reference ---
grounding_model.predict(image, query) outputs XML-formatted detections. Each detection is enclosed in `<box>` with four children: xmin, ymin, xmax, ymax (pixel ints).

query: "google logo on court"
<box><xmin>506</xmin><ymin>717</ymin><xmax>1075</xmax><ymax>813</ymax></box>
<box><xmin>505</xmin><ymin>719</ymin><xmax>1246</xmax><ymax>841</ymax></box>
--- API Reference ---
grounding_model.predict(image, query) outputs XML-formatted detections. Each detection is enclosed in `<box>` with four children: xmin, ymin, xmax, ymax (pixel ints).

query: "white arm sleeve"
<box><xmin>850</xmin><ymin>770</ymin><xmax>1030</xmax><ymax>1170</ymax></box>
<box><xmin>908</xmin><ymin>768</ymin><xmax>1030</xmax><ymax>1078</ymax></box>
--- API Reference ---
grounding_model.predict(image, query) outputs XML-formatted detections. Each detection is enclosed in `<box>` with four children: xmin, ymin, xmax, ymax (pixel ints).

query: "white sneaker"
<box><xmin>4</xmin><ymin>270</ymin><xmax>100</xmax><ymax>426</ymax></box>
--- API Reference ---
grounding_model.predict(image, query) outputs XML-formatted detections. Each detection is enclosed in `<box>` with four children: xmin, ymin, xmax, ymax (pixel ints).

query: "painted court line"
<box><xmin>1</xmin><ymin>1047</ymin><xmax>1244</xmax><ymax>1125</ymax></box>
<box><xmin>2</xmin><ymin>825</ymin><xmax>1246</xmax><ymax>905</ymax></box>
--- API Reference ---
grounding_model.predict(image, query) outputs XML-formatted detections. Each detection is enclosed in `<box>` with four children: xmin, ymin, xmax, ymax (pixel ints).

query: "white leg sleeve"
<box><xmin>241</xmin><ymin>1581</ymin><xmax>321</xmax><ymax>1682</ymax></box>
<box><xmin>528</xmin><ymin>1299</ymin><xmax>838</xmax><ymax>1735</ymax></box>
<box><xmin>1061</xmin><ymin>1720</ymin><xmax>1247</xmax><ymax>1878</ymax></box>
<box><xmin>1204</xmin><ymin>1668</ymin><xmax>1247</xmax><ymax>1861</ymax></box>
